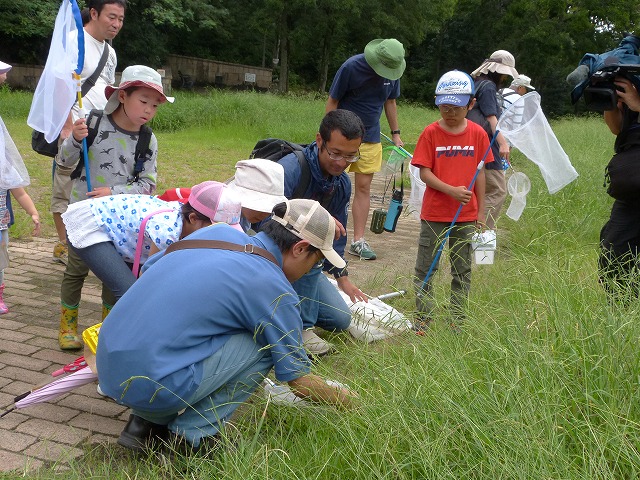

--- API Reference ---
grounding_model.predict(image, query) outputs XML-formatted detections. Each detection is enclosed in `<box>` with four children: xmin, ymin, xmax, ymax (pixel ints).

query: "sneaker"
<box><xmin>52</xmin><ymin>242</ymin><xmax>68</xmax><ymax>265</ymax></box>
<box><xmin>301</xmin><ymin>329</ymin><xmax>334</xmax><ymax>356</ymax></box>
<box><xmin>261</xmin><ymin>378</ymin><xmax>306</xmax><ymax>406</ymax></box>
<box><xmin>348</xmin><ymin>238</ymin><xmax>377</xmax><ymax>260</ymax></box>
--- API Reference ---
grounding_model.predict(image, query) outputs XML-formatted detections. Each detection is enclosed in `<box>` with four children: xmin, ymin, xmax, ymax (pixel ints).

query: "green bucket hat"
<box><xmin>364</xmin><ymin>39</ymin><xmax>406</xmax><ymax>80</ymax></box>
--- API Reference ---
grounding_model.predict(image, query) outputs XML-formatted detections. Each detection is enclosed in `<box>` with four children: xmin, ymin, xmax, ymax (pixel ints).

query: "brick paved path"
<box><xmin>0</xmin><ymin>172</ymin><xmax>422</xmax><ymax>473</ymax></box>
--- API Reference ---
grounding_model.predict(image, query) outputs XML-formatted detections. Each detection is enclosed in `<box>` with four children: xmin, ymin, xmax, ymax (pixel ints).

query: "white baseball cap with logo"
<box><xmin>271</xmin><ymin>199</ymin><xmax>346</xmax><ymax>269</ymax></box>
<box><xmin>434</xmin><ymin>70</ymin><xmax>475</xmax><ymax>106</ymax></box>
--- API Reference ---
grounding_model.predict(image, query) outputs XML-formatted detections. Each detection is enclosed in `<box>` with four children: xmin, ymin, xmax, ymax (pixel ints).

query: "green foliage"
<box><xmin>2</xmin><ymin>0</ymin><xmax>640</xmax><ymax>115</ymax></box>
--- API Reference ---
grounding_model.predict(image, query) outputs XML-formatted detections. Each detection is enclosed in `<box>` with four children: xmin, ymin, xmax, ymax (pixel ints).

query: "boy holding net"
<box><xmin>411</xmin><ymin>70</ymin><xmax>493</xmax><ymax>332</ymax></box>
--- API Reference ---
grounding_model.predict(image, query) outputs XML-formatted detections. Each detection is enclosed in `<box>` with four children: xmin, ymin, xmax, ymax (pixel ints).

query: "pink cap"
<box><xmin>189</xmin><ymin>181</ymin><xmax>242</xmax><ymax>229</ymax></box>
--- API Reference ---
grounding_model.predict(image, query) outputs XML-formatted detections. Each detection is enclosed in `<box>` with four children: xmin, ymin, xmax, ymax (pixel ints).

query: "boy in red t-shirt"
<box><xmin>411</xmin><ymin>70</ymin><xmax>493</xmax><ymax>332</ymax></box>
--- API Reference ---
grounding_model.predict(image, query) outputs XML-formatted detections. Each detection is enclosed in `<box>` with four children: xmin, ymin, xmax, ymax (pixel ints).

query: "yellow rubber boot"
<box><xmin>101</xmin><ymin>302</ymin><xmax>113</xmax><ymax>321</ymax></box>
<box><xmin>59</xmin><ymin>304</ymin><xmax>82</xmax><ymax>350</ymax></box>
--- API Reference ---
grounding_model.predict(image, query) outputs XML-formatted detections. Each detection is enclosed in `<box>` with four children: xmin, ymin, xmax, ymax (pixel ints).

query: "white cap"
<box><xmin>511</xmin><ymin>74</ymin><xmax>535</xmax><ymax>90</ymax></box>
<box><xmin>227</xmin><ymin>159</ymin><xmax>287</xmax><ymax>213</ymax></box>
<box><xmin>271</xmin><ymin>199</ymin><xmax>345</xmax><ymax>269</ymax></box>
<box><xmin>0</xmin><ymin>61</ymin><xmax>12</xmax><ymax>74</ymax></box>
<box><xmin>435</xmin><ymin>70</ymin><xmax>475</xmax><ymax>106</ymax></box>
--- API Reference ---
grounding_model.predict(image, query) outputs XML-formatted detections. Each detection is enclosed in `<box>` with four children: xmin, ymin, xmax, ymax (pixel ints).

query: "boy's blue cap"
<box><xmin>435</xmin><ymin>70</ymin><xmax>475</xmax><ymax>106</ymax></box>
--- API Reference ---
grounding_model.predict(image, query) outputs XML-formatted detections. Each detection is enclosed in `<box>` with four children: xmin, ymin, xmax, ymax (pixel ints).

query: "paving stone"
<box><xmin>24</xmin><ymin>440</ymin><xmax>84</xmax><ymax>463</ymax></box>
<box><xmin>14</xmin><ymin>402</ymin><xmax>82</xmax><ymax>424</ymax></box>
<box><xmin>0</xmin><ymin>450</ymin><xmax>43</xmax><ymax>473</ymax></box>
<box><xmin>68</xmin><ymin>413</ymin><xmax>126</xmax><ymax>437</ymax></box>
<box><xmin>59</xmin><ymin>394</ymin><xmax>127</xmax><ymax>417</ymax></box>
<box><xmin>26</xmin><ymin>336</ymin><xmax>61</xmax><ymax>350</ymax></box>
<box><xmin>0</xmin><ymin>411</ymin><xmax>29</xmax><ymax>429</ymax></box>
<box><xmin>0</xmin><ymin>429</ymin><xmax>38</xmax><ymax>452</ymax></box>
<box><xmin>0</xmin><ymin>352</ymin><xmax>52</xmax><ymax>371</ymax></box>
<box><xmin>0</xmin><ymin>339</ymin><xmax>40</xmax><ymax>356</ymax></box>
<box><xmin>0</xmin><ymin>318</ymin><xmax>28</xmax><ymax>331</ymax></box>
<box><xmin>0</xmin><ymin>329</ymin><xmax>34</xmax><ymax>343</ymax></box>
<box><xmin>16</xmin><ymin>418</ymin><xmax>90</xmax><ymax>445</ymax></box>
<box><xmin>2</xmin><ymin>379</ymin><xmax>36</xmax><ymax>396</ymax></box>
<box><xmin>0</xmin><ymin>366</ymin><xmax>51</xmax><ymax>385</ymax></box>
<box><xmin>32</xmin><ymin>348</ymin><xmax>82</xmax><ymax>367</ymax></box>
<box><xmin>19</xmin><ymin>325</ymin><xmax>61</xmax><ymax>339</ymax></box>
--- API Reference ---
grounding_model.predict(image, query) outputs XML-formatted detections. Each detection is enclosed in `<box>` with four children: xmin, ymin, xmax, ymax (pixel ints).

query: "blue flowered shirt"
<box><xmin>90</xmin><ymin>195</ymin><xmax>182</xmax><ymax>263</ymax></box>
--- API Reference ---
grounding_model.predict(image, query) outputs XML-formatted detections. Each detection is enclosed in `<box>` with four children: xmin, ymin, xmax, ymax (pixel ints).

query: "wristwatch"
<box><xmin>391</xmin><ymin>129</ymin><xmax>401</xmax><ymax>135</ymax></box>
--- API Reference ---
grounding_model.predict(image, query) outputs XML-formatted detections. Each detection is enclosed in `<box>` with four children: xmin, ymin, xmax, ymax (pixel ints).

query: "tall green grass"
<box><xmin>2</xmin><ymin>89</ymin><xmax>639</xmax><ymax>479</ymax></box>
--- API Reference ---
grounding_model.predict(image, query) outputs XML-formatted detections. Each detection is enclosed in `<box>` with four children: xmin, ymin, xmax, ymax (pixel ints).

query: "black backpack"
<box><xmin>69</xmin><ymin>109</ymin><xmax>153</xmax><ymax>183</ymax></box>
<box><xmin>250</xmin><ymin>138</ymin><xmax>335</xmax><ymax>208</ymax></box>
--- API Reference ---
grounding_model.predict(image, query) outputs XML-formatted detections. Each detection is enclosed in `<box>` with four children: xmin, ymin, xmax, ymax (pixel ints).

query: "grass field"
<box><xmin>1</xmin><ymin>88</ymin><xmax>639</xmax><ymax>479</ymax></box>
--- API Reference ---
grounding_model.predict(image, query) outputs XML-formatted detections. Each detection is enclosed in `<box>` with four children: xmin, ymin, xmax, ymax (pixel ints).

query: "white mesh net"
<box><xmin>497</xmin><ymin>92</ymin><xmax>578</xmax><ymax>194</ymax></box>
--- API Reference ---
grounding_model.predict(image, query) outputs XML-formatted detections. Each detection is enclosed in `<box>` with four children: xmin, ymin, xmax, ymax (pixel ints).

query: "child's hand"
<box><xmin>31</xmin><ymin>214</ymin><xmax>41</xmax><ymax>237</ymax></box>
<box><xmin>86</xmin><ymin>187</ymin><xmax>112</xmax><ymax>198</ymax></box>
<box><xmin>72</xmin><ymin>118</ymin><xmax>88</xmax><ymax>143</ymax></box>
<box><xmin>450</xmin><ymin>186</ymin><xmax>472</xmax><ymax>205</ymax></box>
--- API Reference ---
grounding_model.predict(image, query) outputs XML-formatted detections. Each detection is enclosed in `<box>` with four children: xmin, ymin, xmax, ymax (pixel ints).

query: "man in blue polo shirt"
<box><xmin>97</xmin><ymin>199</ymin><xmax>356</xmax><ymax>453</ymax></box>
<box><xmin>326</xmin><ymin>38</ymin><xmax>406</xmax><ymax>261</ymax></box>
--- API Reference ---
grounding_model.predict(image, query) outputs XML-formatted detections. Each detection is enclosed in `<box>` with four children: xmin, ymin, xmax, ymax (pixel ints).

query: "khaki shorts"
<box><xmin>348</xmin><ymin>142</ymin><xmax>382</xmax><ymax>175</ymax></box>
<box><xmin>51</xmin><ymin>162</ymin><xmax>74</xmax><ymax>214</ymax></box>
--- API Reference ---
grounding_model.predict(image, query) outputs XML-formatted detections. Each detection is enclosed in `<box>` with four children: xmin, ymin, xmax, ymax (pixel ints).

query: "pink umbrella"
<box><xmin>1</xmin><ymin>366</ymin><xmax>97</xmax><ymax>417</ymax></box>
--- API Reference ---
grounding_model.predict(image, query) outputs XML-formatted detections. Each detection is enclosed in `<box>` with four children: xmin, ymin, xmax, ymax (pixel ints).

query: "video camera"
<box><xmin>583</xmin><ymin>63</ymin><xmax>640</xmax><ymax>111</ymax></box>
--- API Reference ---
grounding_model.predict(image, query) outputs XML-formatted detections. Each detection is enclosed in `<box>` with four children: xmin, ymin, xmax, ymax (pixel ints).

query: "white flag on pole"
<box><xmin>27</xmin><ymin>0</ymin><xmax>80</xmax><ymax>143</ymax></box>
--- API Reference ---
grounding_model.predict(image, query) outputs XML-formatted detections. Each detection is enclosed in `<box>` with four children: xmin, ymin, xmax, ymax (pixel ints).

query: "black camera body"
<box><xmin>583</xmin><ymin>64</ymin><xmax>640</xmax><ymax>111</ymax></box>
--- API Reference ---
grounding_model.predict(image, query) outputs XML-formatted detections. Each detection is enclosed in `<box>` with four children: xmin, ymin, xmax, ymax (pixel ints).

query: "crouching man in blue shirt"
<box><xmin>96</xmin><ymin>199</ymin><xmax>356</xmax><ymax>453</ymax></box>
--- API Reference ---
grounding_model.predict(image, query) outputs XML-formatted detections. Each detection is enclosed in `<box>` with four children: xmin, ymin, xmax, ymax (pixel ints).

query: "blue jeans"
<box><xmin>129</xmin><ymin>333</ymin><xmax>273</xmax><ymax>447</ymax></box>
<box><xmin>70</xmin><ymin>242</ymin><xmax>136</xmax><ymax>302</ymax></box>
<box><xmin>291</xmin><ymin>265</ymin><xmax>351</xmax><ymax>331</ymax></box>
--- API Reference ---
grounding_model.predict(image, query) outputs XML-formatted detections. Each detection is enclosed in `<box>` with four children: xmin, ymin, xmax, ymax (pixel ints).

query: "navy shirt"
<box><xmin>328</xmin><ymin>54</ymin><xmax>400</xmax><ymax>143</ymax></box>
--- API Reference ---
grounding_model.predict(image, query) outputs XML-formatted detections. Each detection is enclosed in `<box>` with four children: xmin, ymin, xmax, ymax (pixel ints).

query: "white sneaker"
<box><xmin>261</xmin><ymin>378</ymin><xmax>306</xmax><ymax>406</ymax></box>
<box><xmin>301</xmin><ymin>329</ymin><xmax>334</xmax><ymax>356</ymax></box>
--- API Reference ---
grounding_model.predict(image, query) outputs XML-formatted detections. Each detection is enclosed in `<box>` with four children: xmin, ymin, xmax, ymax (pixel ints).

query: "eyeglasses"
<box><xmin>438</xmin><ymin>105</ymin><xmax>468</xmax><ymax>114</ymax></box>
<box><xmin>322</xmin><ymin>144</ymin><xmax>360</xmax><ymax>163</ymax></box>
<box><xmin>312</xmin><ymin>249</ymin><xmax>325</xmax><ymax>265</ymax></box>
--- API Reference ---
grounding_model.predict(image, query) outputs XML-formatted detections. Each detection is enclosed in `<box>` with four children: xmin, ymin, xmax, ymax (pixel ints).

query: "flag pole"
<box><xmin>73</xmin><ymin>72</ymin><xmax>92</xmax><ymax>192</ymax></box>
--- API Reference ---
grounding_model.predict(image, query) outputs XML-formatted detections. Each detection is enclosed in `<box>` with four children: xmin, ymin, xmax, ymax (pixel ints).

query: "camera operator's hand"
<box><xmin>615</xmin><ymin>78</ymin><xmax>640</xmax><ymax>112</ymax></box>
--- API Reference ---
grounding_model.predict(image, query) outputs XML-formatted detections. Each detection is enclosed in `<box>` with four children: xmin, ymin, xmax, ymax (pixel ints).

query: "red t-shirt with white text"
<box><xmin>410</xmin><ymin>120</ymin><xmax>493</xmax><ymax>222</ymax></box>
